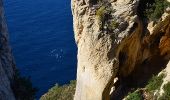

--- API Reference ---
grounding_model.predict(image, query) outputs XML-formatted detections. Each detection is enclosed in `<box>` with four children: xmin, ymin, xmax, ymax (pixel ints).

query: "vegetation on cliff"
<box><xmin>40</xmin><ymin>80</ymin><xmax>76</xmax><ymax>100</ymax></box>
<box><xmin>159</xmin><ymin>82</ymin><xmax>170</xmax><ymax>100</ymax></box>
<box><xmin>72</xmin><ymin>0</ymin><xmax>170</xmax><ymax>99</ymax></box>
<box><xmin>125</xmin><ymin>73</ymin><xmax>169</xmax><ymax>100</ymax></box>
<box><xmin>96</xmin><ymin>5</ymin><xmax>119</xmax><ymax>31</ymax></box>
<box><xmin>12</xmin><ymin>70</ymin><xmax>37</xmax><ymax>100</ymax></box>
<box><xmin>128</xmin><ymin>81</ymin><xmax>170</xmax><ymax>100</ymax></box>
<box><xmin>146</xmin><ymin>73</ymin><xmax>165</xmax><ymax>92</ymax></box>
<box><xmin>139</xmin><ymin>0</ymin><xmax>170</xmax><ymax>21</ymax></box>
<box><xmin>126</xmin><ymin>91</ymin><xmax>143</xmax><ymax>100</ymax></box>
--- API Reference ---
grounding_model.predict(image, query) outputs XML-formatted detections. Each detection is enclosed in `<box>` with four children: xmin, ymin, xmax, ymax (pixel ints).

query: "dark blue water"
<box><xmin>3</xmin><ymin>0</ymin><xmax>77</xmax><ymax>98</ymax></box>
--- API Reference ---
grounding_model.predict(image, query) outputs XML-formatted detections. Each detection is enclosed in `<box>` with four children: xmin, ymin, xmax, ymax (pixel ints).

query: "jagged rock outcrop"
<box><xmin>0</xmin><ymin>1</ymin><xmax>16</xmax><ymax>100</ymax></box>
<box><xmin>71</xmin><ymin>0</ymin><xmax>140</xmax><ymax>99</ymax></box>
<box><xmin>72</xmin><ymin>0</ymin><xmax>170</xmax><ymax>99</ymax></box>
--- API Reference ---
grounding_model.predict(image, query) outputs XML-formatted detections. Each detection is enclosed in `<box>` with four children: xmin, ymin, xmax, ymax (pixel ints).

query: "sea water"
<box><xmin>4</xmin><ymin>0</ymin><xmax>77</xmax><ymax>98</ymax></box>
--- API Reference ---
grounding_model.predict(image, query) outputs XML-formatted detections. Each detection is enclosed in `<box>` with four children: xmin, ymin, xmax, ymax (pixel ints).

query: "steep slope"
<box><xmin>0</xmin><ymin>1</ymin><xmax>16</xmax><ymax>100</ymax></box>
<box><xmin>71</xmin><ymin>0</ymin><xmax>142</xmax><ymax>99</ymax></box>
<box><xmin>71</xmin><ymin>0</ymin><xmax>170</xmax><ymax>99</ymax></box>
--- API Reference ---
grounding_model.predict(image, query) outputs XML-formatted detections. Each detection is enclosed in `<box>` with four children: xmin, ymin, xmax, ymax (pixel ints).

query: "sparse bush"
<box><xmin>96</xmin><ymin>6</ymin><xmax>109</xmax><ymax>30</ymax></box>
<box><xmin>96</xmin><ymin>6</ymin><xmax>107</xmax><ymax>22</ymax></box>
<box><xmin>126</xmin><ymin>91</ymin><xmax>142</xmax><ymax>100</ymax></box>
<box><xmin>159</xmin><ymin>82</ymin><xmax>170</xmax><ymax>100</ymax></box>
<box><xmin>96</xmin><ymin>6</ymin><xmax>117</xmax><ymax>30</ymax></box>
<box><xmin>146</xmin><ymin>73</ymin><xmax>165</xmax><ymax>92</ymax></box>
<box><xmin>125</xmin><ymin>73</ymin><xmax>167</xmax><ymax>100</ymax></box>
<box><xmin>108</xmin><ymin>20</ymin><xmax>119</xmax><ymax>30</ymax></box>
<box><xmin>145</xmin><ymin>0</ymin><xmax>170</xmax><ymax>21</ymax></box>
<box><xmin>40</xmin><ymin>80</ymin><xmax>76</xmax><ymax>100</ymax></box>
<box><xmin>146</xmin><ymin>73</ymin><xmax>165</xmax><ymax>91</ymax></box>
<box><xmin>12</xmin><ymin>70</ymin><xmax>38</xmax><ymax>100</ymax></box>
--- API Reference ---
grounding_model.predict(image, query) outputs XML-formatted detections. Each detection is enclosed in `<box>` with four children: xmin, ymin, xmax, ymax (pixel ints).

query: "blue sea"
<box><xmin>4</xmin><ymin>0</ymin><xmax>77</xmax><ymax>98</ymax></box>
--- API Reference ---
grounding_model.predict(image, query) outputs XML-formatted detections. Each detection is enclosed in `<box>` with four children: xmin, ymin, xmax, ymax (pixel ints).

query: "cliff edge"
<box><xmin>0</xmin><ymin>1</ymin><xmax>16</xmax><ymax>100</ymax></box>
<box><xmin>71</xmin><ymin>0</ymin><xmax>170</xmax><ymax>99</ymax></box>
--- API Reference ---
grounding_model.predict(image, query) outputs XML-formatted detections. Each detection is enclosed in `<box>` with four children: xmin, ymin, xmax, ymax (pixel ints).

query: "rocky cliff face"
<box><xmin>0</xmin><ymin>1</ymin><xmax>16</xmax><ymax>100</ymax></box>
<box><xmin>71</xmin><ymin>0</ymin><xmax>170</xmax><ymax>99</ymax></box>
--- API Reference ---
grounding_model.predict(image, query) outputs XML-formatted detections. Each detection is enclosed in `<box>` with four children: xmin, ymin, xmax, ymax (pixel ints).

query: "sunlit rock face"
<box><xmin>0</xmin><ymin>1</ymin><xmax>16</xmax><ymax>100</ymax></box>
<box><xmin>71</xmin><ymin>0</ymin><xmax>140</xmax><ymax>99</ymax></box>
<box><xmin>72</xmin><ymin>0</ymin><xmax>170</xmax><ymax>99</ymax></box>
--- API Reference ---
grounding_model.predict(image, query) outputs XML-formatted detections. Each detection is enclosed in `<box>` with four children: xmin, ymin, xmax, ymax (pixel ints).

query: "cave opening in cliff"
<box><xmin>110</xmin><ymin>15</ymin><xmax>170</xmax><ymax>100</ymax></box>
<box><xmin>111</xmin><ymin>55</ymin><xmax>169</xmax><ymax>99</ymax></box>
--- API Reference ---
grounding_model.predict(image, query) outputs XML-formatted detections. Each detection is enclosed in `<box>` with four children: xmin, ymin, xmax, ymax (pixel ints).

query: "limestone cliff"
<box><xmin>0</xmin><ymin>1</ymin><xmax>16</xmax><ymax>100</ymax></box>
<box><xmin>71</xmin><ymin>0</ymin><xmax>170</xmax><ymax>99</ymax></box>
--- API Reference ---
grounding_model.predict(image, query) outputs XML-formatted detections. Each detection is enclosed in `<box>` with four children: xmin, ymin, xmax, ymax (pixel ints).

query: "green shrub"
<box><xmin>40</xmin><ymin>80</ymin><xmax>76</xmax><ymax>100</ymax></box>
<box><xmin>146</xmin><ymin>73</ymin><xmax>165</xmax><ymax>92</ymax></box>
<box><xmin>96</xmin><ymin>6</ymin><xmax>107</xmax><ymax>22</ymax></box>
<box><xmin>145</xmin><ymin>0</ymin><xmax>170</xmax><ymax>21</ymax></box>
<box><xmin>159</xmin><ymin>82</ymin><xmax>170</xmax><ymax>100</ymax></box>
<box><xmin>126</xmin><ymin>91</ymin><xmax>142</xmax><ymax>100</ymax></box>
<box><xmin>12</xmin><ymin>70</ymin><xmax>38</xmax><ymax>100</ymax></box>
<box><xmin>108</xmin><ymin>20</ymin><xmax>119</xmax><ymax>30</ymax></box>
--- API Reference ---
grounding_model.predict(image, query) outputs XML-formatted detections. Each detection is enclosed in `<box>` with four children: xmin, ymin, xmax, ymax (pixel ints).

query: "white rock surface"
<box><xmin>71</xmin><ymin>0</ymin><xmax>139</xmax><ymax>99</ymax></box>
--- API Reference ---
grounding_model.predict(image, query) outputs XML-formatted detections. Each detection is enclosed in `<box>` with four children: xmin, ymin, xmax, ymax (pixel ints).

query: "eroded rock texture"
<box><xmin>72</xmin><ymin>0</ymin><xmax>140</xmax><ymax>99</ymax></box>
<box><xmin>0</xmin><ymin>1</ymin><xmax>16</xmax><ymax>100</ymax></box>
<box><xmin>72</xmin><ymin>0</ymin><xmax>170</xmax><ymax>100</ymax></box>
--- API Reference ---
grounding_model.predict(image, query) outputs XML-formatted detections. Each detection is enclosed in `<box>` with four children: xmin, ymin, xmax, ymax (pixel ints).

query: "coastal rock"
<box><xmin>71</xmin><ymin>0</ymin><xmax>139</xmax><ymax>99</ymax></box>
<box><xmin>0</xmin><ymin>1</ymin><xmax>16</xmax><ymax>100</ymax></box>
<box><xmin>72</xmin><ymin>0</ymin><xmax>170</xmax><ymax>99</ymax></box>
